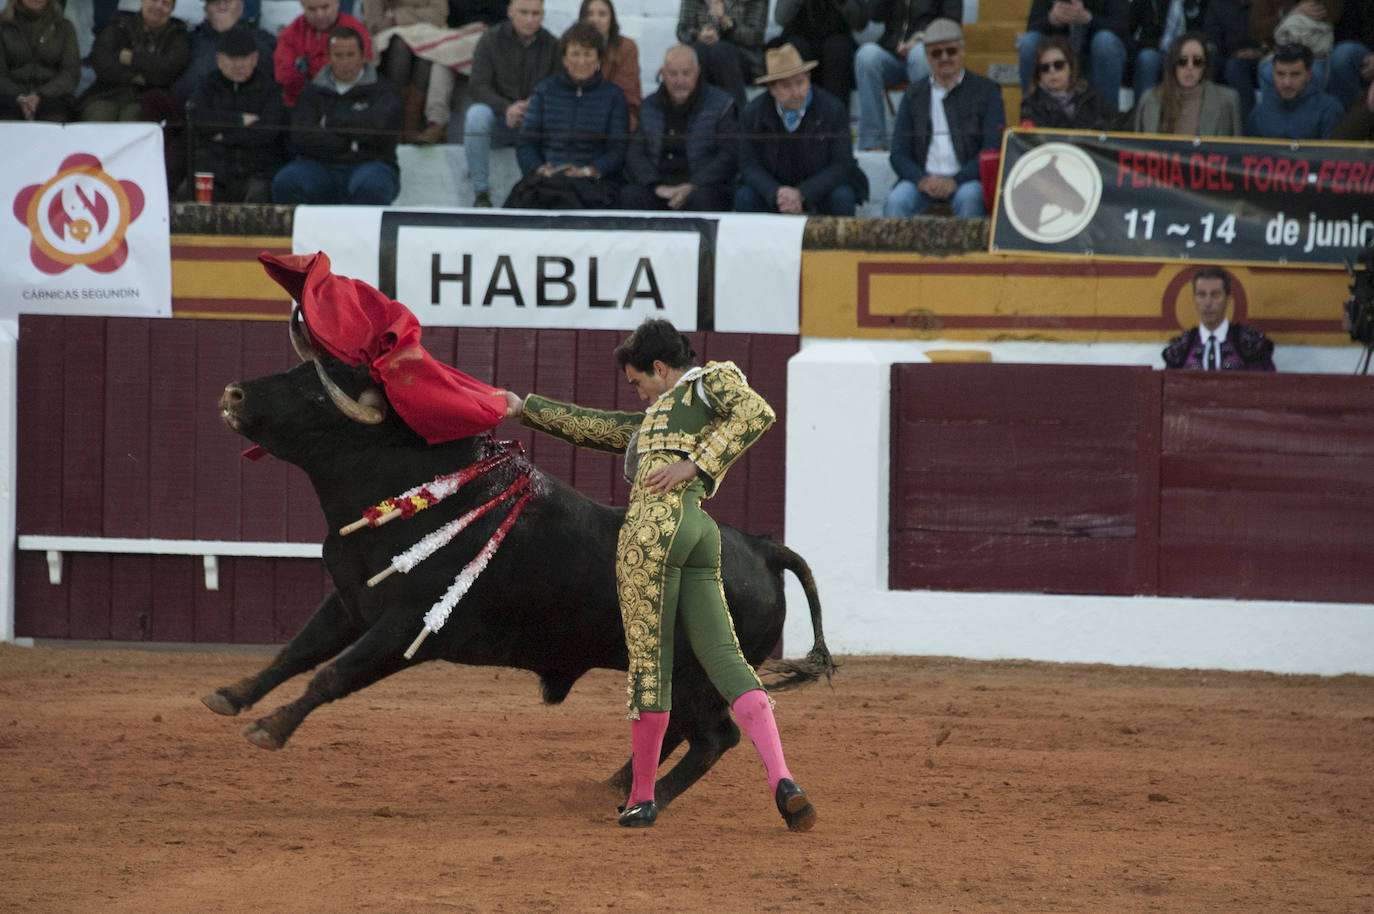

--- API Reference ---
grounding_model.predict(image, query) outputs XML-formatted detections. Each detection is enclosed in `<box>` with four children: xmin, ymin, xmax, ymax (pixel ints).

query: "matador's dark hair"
<box><xmin>614</xmin><ymin>319</ymin><xmax>696</xmax><ymax>372</ymax></box>
<box><xmin>1192</xmin><ymin>265</ymin><xmax>1230</xmax><ymax>296</ymax></box>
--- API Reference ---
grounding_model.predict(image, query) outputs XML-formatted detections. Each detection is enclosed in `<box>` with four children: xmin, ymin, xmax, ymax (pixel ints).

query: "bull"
<box><xmin>205</xmin><ymin>332</ymin><xmax>834</xmax><ymax>807</ymax></box>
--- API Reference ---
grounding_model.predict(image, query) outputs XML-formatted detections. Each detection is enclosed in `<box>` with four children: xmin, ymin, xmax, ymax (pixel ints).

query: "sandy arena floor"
<box><xmin>1</xmin><ymin>644</ymin><xmax>1371</xmax><ymax>913</ymax></box>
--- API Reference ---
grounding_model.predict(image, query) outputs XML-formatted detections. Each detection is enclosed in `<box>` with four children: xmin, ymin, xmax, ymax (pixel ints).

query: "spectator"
<box><xmin>734</xmin><ymin>43</ymin><xmax>867</xmax><ymax>215</ymax></box>
<box><xmin>79</xmin><ymin>0</ymin><xmax>189</xmax><ymax>120</ymax></box>
<box><xmin>1244</xmin><ymin>42</ymin><xmax>1343</xmax><ymax>139</ymax></box>
<box><xmin>508</xmin><ymin>21</ymin><xmax>627</xmax><ymax>208</ymax></box>
<box><xmin>407</xmin><ymin>0</ymin><xmax>506</xmax><ymax>145</ymax></box>
<box><xmin>1250</xmin><ymin>0</ymin><xmax>1337</xmax><ymax>97</ymax></box>
<box><xmin>274</xmin><ymin>0</ymin><xmax>373</xmax><ymax>107</ymax></box>
<box><xmin>769</xmin><ymin>0</ymin><xmax>866</xmax><ymax>104</ymax></box>
<box><xmin>676</xmin><ymin>0</ymin><xmax>767</xmax><ymax>110</ymax></box>
<box><xmin>1018</xmin><ymin>0</ymin><xmax>1131</xmax><ymax>115</ymax></box>
<box><xmin>1329</xmin><ymin>0</ymin><xmax>1373</xmax><ymax>111</ymax></box>
<box><xmin>1128</xmin><ymin>0</ymin><xmax>1206</xmax><ymax>100</ymax></box>
<box><xmin>885</xmin><ymin>18</ymin><xmax>1003</xmax><ymax>218</ymax></box>
<box><xmin>0</xmin><ymin>0</ymin><xmax>81</xmax><ymax>122</ymax></box>
<box><xmin>272</xmin><ymin>26</ymin><xmax>402</xmax><ymax>203</ymax></box>
<box><xmin>1203</xmin><ymin>0</ymin><xmax>1261</xmax><ymax>120</ymax></box>
<box><xmin>854</xmin><ymin>0</ymin><xmax>961</xmax><ymax>150</ymax></box>
<box><xmin>173</xmin><ymin>0</ymin><xmax>275</xmax><ymax>99</ymax></box>
<box><xmin>1163</xmin><ymin>266</ymin><xmax>1275</xmax><ymax>371</ymax></box>
<box><xmin>621</xmin><ymin>44</ymin><xmax>737</xmax><ymax>211</ymax></box>
<box><xmin>581</xmin><ymin>0</ymin><xmax>640</xmax><ymax>130</ymax></box>
<box><xmin>1331</xmin><ymin>77</ymin><xmax>1374</xmax><ymax>140</ymax></box>
<box><xmin>462</xmin><ymin>0</ymin><xmax>557</xmax><ymax>206</ymax></box>
<box><xmin>1021</xmin><ymin>33</ymin><xmax>1115</xmax><ymax>128</ymax></box>
<box><xmin>362</xmin><ymin>0</ymin><xmax>449</xmax><ymax>142</ymax></box>
<box><xmin>78</xmin><ymin>0</ymin><xmax>191</xmax><ymax>192</ymax></box>
<box><xmin>187</xmin><ymin>25</ymin><xmax>286</xmax><ymax>202</ymax></box>
<box><xmin>1132</xmin><ymin>31</ymin><xmax>1242</xmax><ymax>134</ymax></box>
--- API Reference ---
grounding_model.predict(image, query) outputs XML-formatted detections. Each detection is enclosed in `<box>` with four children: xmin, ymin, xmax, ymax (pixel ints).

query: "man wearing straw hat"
<box><xmin>734</xmin><ymin>43</ymin><xmax>867</xmax><ymax>215</ymax></box>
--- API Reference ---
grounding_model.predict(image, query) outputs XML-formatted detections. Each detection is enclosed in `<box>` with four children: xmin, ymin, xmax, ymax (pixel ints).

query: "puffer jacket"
<box><xmin>81</xmin><ymin>10</ymin><xmax>190</xmax><ymax>104</ymax></box>
<box><xmin>517</xmin><ymin>69</ymin><xmax>628</xmax><ymax>179</ymax></box>
<box><xmin>0</xmin><ymin>0</ymin><xmax>80</xmax><ymax>99</ymax></box>
<box><xmin>625</xmin><ymin>82</ymin><xmax>737</xmax><ymax>188</ymax></box>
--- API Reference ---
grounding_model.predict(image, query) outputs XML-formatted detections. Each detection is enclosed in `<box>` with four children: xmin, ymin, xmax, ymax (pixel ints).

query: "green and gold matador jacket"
<box><xmin>519</xmin><ymin>360</ymin><xmax>775</xmax><ymax>496</ymax></box>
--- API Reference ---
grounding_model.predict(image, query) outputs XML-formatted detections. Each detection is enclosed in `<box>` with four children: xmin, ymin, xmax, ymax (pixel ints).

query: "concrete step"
<box><xmin>963</xmin><ymin>21</ymin><xmax>1022</xmax><ymax>53</ymax></box>
<box><xmin>975</xmin><ymin>0</ymin><xmax>1032</xmax><ymax>25</ymax></box>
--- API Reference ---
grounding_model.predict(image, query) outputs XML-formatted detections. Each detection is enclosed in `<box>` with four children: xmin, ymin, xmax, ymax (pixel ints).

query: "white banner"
<box><xmin>1</xmin><ymin>123</ymin><xmax>171</xmax><ymax>329</ymax></box>
<box><xmin>291</xmin><ymin>207</ymin><xmax>803</xmax><ymax>334</ymax></box>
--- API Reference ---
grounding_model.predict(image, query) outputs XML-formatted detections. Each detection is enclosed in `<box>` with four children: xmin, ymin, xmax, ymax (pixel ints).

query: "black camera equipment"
<box><xmin>1345</xmin><ymin>243</ymin><xmax>1374</xmax><ymax>374</ymax></box>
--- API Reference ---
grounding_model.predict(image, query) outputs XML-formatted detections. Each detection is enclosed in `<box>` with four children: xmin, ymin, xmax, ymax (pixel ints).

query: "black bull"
<box><xmin>207</xmin><ymin>357</ymin><xmax>834</xmax><ymax>807</ymax></box>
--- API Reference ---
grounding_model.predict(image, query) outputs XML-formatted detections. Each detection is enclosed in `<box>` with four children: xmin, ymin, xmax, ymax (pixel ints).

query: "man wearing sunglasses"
<box><xmin>883</xmin><ymin>18</ymin><xmax>1005</xmax><ymax>218</ymax></box>
<box><xmin>1244</xmin><ymin>42</ymin><xmax>1344</xmax><ymax>139</ymax></box>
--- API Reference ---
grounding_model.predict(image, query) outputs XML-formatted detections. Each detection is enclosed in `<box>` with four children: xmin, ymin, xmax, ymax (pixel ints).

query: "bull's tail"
<box><xmin>762</xmin><ymin>541</ymin><xmax>837</xmax><ymax>691</ymax></box>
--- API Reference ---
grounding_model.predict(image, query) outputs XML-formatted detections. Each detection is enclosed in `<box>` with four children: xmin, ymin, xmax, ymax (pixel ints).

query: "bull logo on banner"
<box><xmin>1002</xmin><ymin>142</ymin><xmax>1102</xmax><ymax>244</ymax></box>
<box><xmin>12</xmin><ymin>152</ymin><xmax>146</xmax><ymax>275</ymax></box>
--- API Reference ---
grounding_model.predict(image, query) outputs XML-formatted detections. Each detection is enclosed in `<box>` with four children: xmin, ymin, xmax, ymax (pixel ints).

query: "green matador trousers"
<box><xmin>617</xmin><ymin>451</ymin><xmax>762</xmax><ymax>717</ymax></box>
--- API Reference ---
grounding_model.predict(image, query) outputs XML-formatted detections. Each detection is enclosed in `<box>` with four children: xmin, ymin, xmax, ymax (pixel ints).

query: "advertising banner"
<box><xmin>2</xmin><ymin>123</ymin><xmax>172</xmax><ymax>326</ymax></box>
<box><xmin>991</xmin><ymin>129</ymin><xmax>1374</xmax><ymax>266</ymax></box>
<box><xmin>292</xmin><ymin>207</ymin><xmax>804</xmax><ymax>334</ymax></box>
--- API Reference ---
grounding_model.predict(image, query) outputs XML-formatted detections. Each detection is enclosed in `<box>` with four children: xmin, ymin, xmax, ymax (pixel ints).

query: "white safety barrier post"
<box><xmin>0</xmin><ymin>322</ymin><xmax>18</xmax><ymax>643</ymax></box>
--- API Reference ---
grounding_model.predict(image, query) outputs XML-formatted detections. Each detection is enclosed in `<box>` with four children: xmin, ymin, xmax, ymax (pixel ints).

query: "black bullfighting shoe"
<box><xmin>774</xmin><ymin>779</ymin><xmax>817</xmax><ymax>832</ymax></box>
<box><xmin>617</xmin><ymin>801</ymin><xmax>658</xmax><ymax>828</ymax></box>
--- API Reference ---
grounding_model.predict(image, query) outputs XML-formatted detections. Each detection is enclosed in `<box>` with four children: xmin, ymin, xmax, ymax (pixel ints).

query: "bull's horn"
<box><xmin>312</xmin><ymin>360</ymin><xmax>385</xmax><ymax>425</ymax></box>
<box><xmin>289</xmin><ymin>305</ymin><xmax>319</xmax><ymax>363</ymax></box>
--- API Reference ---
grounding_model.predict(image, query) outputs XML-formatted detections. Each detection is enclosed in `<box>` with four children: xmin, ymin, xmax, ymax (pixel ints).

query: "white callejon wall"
<box><xmin>0</xmin><ymin>323</ymin><xmax>17</xmax><ymax>643</ymax></box>
<box><xmin>780</xmin><ymin>338</ymin><xmax>1374</xmax><ymax>676</ymax></box>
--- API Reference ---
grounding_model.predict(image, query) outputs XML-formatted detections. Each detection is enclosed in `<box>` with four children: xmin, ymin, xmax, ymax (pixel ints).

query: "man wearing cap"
<box><xmin>173</xmin><ymin>0</ymin><xmax>275</xmax><ymax>99</ymax></box>
<box><xmin>620</xmin><ymin>45</ymin><xmax>738</xmax><ymax>212</ymax></box>
<box><xmin>734</xmin><ymin>43</ymin><xmax>867</xmax><ymax>215</ymax></box>
<box><xmin>272</xmin><ymin>25</ymin><xmax>402</xmax><ymax>204</ymax></box>
<box><xmin>853</xmin><ymin>0</ymin><xmax>962</xmax><ymax>150</ymax></box>
<box><xmin>884</xmin><ymin>19</ymin><xmax>1004</xmax><ymax>219</ymax></box>
<box><xmin>188</xmin><ymin>25</ymin><xmax>287</xmax><ymax>202</ymax></box>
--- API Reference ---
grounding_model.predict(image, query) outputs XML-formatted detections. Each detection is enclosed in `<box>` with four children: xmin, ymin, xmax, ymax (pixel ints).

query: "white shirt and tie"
<box><xmin>1201</xmin><ymin>319</ymin><xmax>1228</xmax><ymax>370</ymax></box>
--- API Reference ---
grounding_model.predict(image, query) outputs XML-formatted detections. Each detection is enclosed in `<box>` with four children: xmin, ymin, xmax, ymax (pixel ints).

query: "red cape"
<box><xmin>260</xmin><ymin>251</ymin><xmax>507</xmax><ymax>444</ymax></box>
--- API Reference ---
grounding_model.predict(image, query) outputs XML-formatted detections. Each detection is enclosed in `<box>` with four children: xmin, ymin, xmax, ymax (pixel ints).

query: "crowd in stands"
<box><xmin>1</xmin><ymin>0</ymin><xmax>1371</xmax><ymax>212</ymax></box>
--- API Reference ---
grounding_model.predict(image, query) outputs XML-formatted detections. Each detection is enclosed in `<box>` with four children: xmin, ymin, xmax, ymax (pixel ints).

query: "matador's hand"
<box><xmin>503</xmin><ymin>391</ymin><xmax>523</xmax><ymax>417</ymax></box>
<box><xmin>644</xmin><ymin>460</ymin><xmax>698</xmax><ymax>494</ymax></box>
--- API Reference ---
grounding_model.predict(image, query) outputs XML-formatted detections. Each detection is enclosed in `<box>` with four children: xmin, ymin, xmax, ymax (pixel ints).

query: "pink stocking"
<box><xmin>731</xmin><ymin>689</ymin><xmax>792</xmax><ymax>793</ymax></box>
<box><xmin>627</xmin><ymin>711</ymin><xmax>669</xmax><ymax>807</ymax></box>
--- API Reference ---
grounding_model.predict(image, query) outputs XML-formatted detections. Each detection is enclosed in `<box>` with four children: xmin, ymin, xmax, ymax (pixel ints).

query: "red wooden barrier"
<box><xmin>14</xmin><ymin>316</ymin><xmax>795</xmax><ymax>642</ymax></box>
<box><xmin>890</xmin><ymin>364</ymin><xmax>1374</xmax><ymax>604</ymax></box>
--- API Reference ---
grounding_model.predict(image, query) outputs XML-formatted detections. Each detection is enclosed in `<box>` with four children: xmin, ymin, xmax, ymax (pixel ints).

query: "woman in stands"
<box><xmin>0</xmin><ymin>0</ymin><xmax>81</xmax><ymax>122</ymax></box>
<box><xmin>579</xmin><ymin>0</ymin><xmax>641</xmax><ymax>130</ymax></box>
<box><xmin>1020</xmin><ymin>34</ymin><xmax>1114</xmax><ymax>129</ymax></box>
<box><xmin>510</xmin><ymin>21</ymin><xmax>628</xmax><ymax>207</ymax></box>
<box><xmin>1132</xmin><ymin>31</ymin><xmax>1242</xmax><ymax>136</ymax></box>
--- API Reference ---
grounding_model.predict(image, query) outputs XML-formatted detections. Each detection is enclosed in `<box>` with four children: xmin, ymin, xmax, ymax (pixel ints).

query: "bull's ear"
<box><xmin>359</xmin><ymin>386</ymin><xmax>389</xmax><ymax>420</ymax></box>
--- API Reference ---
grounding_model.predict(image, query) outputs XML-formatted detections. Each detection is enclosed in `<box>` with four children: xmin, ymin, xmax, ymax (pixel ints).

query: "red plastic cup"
<box><xmin>194</xmin><ymin>172</ymin><xmax>214</xmax><ymax>204</ymax></box>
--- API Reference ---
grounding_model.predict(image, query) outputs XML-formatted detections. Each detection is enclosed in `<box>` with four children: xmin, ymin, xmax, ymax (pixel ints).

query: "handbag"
<box><xmin>503</xmin><ymin>172</ymin><xmax>618</xmax><ymax>210</ymax></box>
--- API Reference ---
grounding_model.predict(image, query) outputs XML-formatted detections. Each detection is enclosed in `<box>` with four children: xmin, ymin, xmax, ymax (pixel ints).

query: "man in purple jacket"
<box><xmin>1162</xmin><ymin>267</ymin><xmax>1276</xmax><ymax>371</ymax></box>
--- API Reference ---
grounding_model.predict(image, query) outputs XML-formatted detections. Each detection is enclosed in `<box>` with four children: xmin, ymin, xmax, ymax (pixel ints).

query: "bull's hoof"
<box><xmin>243</xmin><ymin>722</ymin><xmax>284</xmax><ymax>751</ymax></box>
<box><xmin>201</xmin><ymin>690</ymin><xmax>241</xmax><ymax>716</ymax></box>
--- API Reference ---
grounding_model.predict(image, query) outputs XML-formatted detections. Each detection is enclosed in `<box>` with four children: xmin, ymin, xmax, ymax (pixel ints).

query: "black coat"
<box><xmin>1020</xmin><ymin>85</ymin><xmax>1115</xmax><ymax>129</ymax></box>
<box><xmin>188</xmin><ymin>68</ymin><xmax>286</xmax><ymax>181</ymax></box>
<box><xmin>291</xmin><ymin>64</ymin><xmax>402</xmax><ymax>168</ymax></box>
<box><xmin>81</xmin><ymin>11</ymin><xmax>190</xmax><ymax>105</ymax></box>
<box><xmin>738</xmin><ymin>85</ymin><xmax>867</xmax><ymax>205</ymax></box>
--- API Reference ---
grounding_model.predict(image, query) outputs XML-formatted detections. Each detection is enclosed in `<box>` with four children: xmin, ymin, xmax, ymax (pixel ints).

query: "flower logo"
<box><xmin>12</xmin><ymin>153</ymin><xmax>146</xmax><ymax>275</ymax></box>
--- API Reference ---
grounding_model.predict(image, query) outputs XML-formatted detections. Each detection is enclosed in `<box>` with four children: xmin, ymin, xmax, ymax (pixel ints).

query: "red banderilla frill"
<box><xmin>338</xmin><ymin>449</ymin><xmax>517</xmax><ymax>536</ymax></box>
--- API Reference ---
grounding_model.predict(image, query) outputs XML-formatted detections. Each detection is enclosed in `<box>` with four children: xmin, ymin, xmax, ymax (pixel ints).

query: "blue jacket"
<box><xmin>890</xmin><ymin>70</ymin><xmax>1005</xmax><ymax>186</ymax></box>
<box><xmin>625</xmin><ymin>83</ymin><xmax>737</xmax><ymax>188</ymax></box>
<box><xmin>738</xmin><ymin>84</ymin><xmax>867</xmax><ymax>206</ymax></box>
<box><xmin>517</xmin><ymin>70</ymin><xmax>628</xmax><ymax>179</ymax></box>
<box><xmin>1244</xmin><ymin>81</ymin><xmax>1345</xmax><ymax>140</ymax></box>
